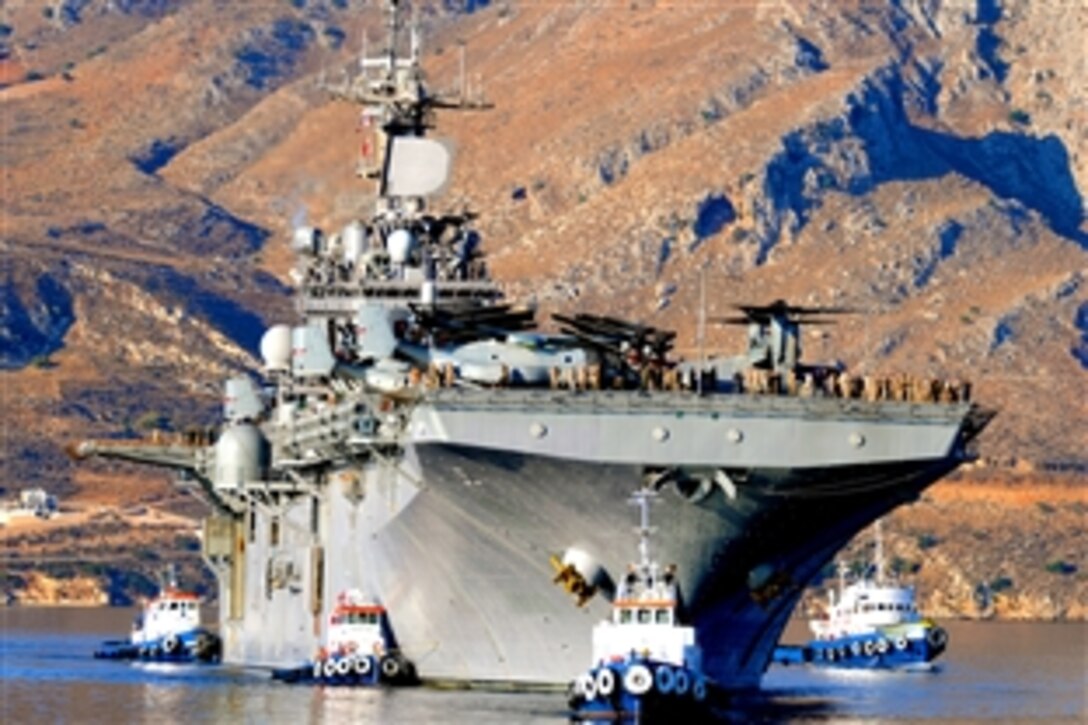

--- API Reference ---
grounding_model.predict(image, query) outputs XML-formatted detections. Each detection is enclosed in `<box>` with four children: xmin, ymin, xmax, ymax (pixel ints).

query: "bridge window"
<box><xmin>656</xmin><ymin>610</ymin><xmax>671</xmax><ymax>625</ymax></box>
<box><xmin>619</xmin><ymin>609</ymin><xmax>633</xmax><ymax>624</ymax></box>
<box><xmin>638</xmin><ymin>609</ymin><xmax>651</xmax><ymax>624</ymax></box>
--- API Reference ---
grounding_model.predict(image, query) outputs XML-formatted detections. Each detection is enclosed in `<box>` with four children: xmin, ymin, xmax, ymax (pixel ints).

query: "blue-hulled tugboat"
<box><xmin>271</xmin><ymin>589</ymin><xmax>416</xmax><ymax>686</ymax></box>
<box><xmin>94</xmin><ymin>569</ymin><xmax>220</xmax><ymax>663</ymax></box>
<box><xmin>567</xmin><ymin>490</ymin><xmax>714</xmax><ymax>721</ymax></box>
<box><xmin>773</xmin><ymin>522</ymin><xmax>948</xmax><ymax>671</ymax></box>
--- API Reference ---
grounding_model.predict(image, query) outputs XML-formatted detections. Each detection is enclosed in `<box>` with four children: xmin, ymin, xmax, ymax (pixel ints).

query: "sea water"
<box><xmin>1</xmin><ymin>608</ymin><xmax>1084</xmax><ymax>723</ymax></box>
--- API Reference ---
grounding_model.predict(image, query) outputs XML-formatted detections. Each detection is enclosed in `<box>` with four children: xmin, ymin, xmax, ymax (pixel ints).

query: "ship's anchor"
<box><xmin>549</xmin><ymin>555</ymin><xmax>598</xmax><ymax>607</ymax></box>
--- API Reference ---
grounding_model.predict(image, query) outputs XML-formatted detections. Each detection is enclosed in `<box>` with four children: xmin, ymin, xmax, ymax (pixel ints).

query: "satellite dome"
<box><xmin>260</xmin><ymin>325</ymin><xmax>292</xmax><ymax>372</ymax></box>
<box><xmin>342</xmin><ymin>221</ymin><xmax>366</xmax><ymax>265</ymax></box>
<box><xmin>387</xmin><ymin>228</ymin><xmax>417</xmax><ymax>264</ymax></box>
<box><xmin>291</xmin><ymin>226</ymin><xmax>319</xmax><ymax>254</ymax></box>
<box><xmin>213</xmin><ymin>423</ymin><xmax>269</xmax><ymax>491</ymax></box>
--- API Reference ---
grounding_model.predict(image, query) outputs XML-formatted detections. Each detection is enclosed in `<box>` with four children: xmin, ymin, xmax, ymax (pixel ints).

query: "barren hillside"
<box><xmin>1</xmin><ymin>1</ymin><xmax>1084</xmax><ymax>611</ymax></box>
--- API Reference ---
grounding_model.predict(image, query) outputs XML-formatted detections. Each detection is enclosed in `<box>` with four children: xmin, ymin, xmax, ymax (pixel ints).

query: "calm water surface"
<box><xmin>1</xmin><ymin>608</ymin><xmax>1084</xmax><ymax>723</ymax></box>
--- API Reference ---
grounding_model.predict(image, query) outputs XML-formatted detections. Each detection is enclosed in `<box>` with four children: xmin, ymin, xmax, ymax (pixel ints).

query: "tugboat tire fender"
<box><xmin>596</xmin><ymin>667</ymin><xmax>616</xmax><ymax>697</ymax></box>
<box><xmin>877</xmin><ymin>639</ymin><xmax>890</xmax><ymax>654</ymax></box>
<box><xmin>569</xmin><ymin>677</ymin><xmax>583</xmax><ymax>697</ymax></box>
<box><xmin>336</xmin><ymin>657</ymin><xmax>353</xmax><ymax>676</ymax></box>
<box><xmin>354</xmin><ymin>656</ymin><xmax>372</xmax><ymax>676</ymax></box>
<box><xmin>850</xmin><ymin>641</ymin><xmax>862</xmax><ymax>657</ymax></box>
<box><xmin>313</xmin><ymin>661</ymin><xmax>324</xmax><ymax>680</ymax></box>
<box><xmin>895</xmin><ymin>636</ymin><xmax>908</xmax><ymax>651</ymax></box>
<box><xmin>163</xmin><ymin>634</ymin><xmax>179</xmax><ymax>654</ymax></box>
<box><xmin>623</xmin><ymin>664</ymin><xmax>653</xmax><ymax>696</ymax></box>
<box><xmin>380</xmin><ymin>654</ymin><xmax>401</xmax><ymax>680</ymax></box>
<box><xmin>863</xmin><ymin>640</ymin><xmax>875</xmax><ymax>656</ymax></box>
<box><xmin>323</xmin><ymin>659</ymin><xmax>338</xmax><ymax>679</ymax></box>
<box><xmin>654</xmin><ymin>665</ymin><xmax>675</xmax><ymax>695</ymax></box>
<box><xmin>927</xmin><ymin>627</ymin><xmax>948</xmax><ymax>649</ymax></box>
<box><xmin>582</xmin><ymin>673</ymin><xmax>598</xmax><ymax>701</ymax></box>
<box><xmin>693</xmin><ymin>678</ymin><xmax>707</xmax><ymax>702</ymax></box>
<box><xmin>673</xmin><ymin>668</ymin><xmax>690</xmax><ymax>696</ymax></box>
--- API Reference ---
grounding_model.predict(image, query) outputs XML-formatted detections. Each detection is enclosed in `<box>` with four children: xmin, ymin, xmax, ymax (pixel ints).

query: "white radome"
<box><xmin>260</xmin><ymin>325</ymin><xmax>292</xmax><ymax>372</ymax></box>
<box><xmin>387</xmin><ymin>228</ymin><xmax>417</xmax><ymax>264</ymax></box>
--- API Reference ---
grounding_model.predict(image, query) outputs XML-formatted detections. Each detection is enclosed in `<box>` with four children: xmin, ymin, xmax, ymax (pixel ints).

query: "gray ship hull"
<box><xmin>361</xmin><ymin>447</ymin><xmax>958</xmax><ymax>687</ymax></box>
<box><xmin>214</xmin><ymin>394</ymin><xmax>978</xmax><ymax>689</ymax></box>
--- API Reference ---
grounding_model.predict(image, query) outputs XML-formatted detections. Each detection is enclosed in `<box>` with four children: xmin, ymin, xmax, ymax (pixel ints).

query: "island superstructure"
<box><xmin>73</xmin><ymin>0</ymin><xmax>992</xmax><ymax>690</ymax></box>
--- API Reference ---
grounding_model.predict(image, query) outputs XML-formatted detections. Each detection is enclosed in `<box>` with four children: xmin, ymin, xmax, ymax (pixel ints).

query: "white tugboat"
<box><xmin>773</xmin><ymin>521</ymin><xmax>948</xmax><ymax>671</ymax></box>
<box><xmin>272</xmin><ymin>589</ymin><xmax>416</xmax><ymax>686</ymax></box>
<box><xmin>566</xmin><ymin>490</ymin><xmax>713</xmax><ymax>720</ymax></box>
<box><xmin>94</xmin><ymin>569</ymin><xmax>220</xmax><ymax>663</ymax></box>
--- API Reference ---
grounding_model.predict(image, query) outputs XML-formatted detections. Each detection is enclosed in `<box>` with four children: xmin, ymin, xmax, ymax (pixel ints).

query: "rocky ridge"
<box><xmin>0</xmin><ymin>1</ymin><xmax>1084</xmax><ymax>614</ymax></box>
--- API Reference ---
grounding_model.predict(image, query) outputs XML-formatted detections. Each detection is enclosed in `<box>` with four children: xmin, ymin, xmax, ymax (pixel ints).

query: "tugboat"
<box><xmin>94</xmin><ymin>569</ymin><xmax>221</xmax><ymax>663</ymax></box>
<box><xmin>773</xmin><ymin>522</ymin><xmax>948</xmax><ymax>671</ymax></box>
<box><xmin>567</xmin><ymin>490</ymin><xmax>713</xmax><ymax>721</ymax></box>
<box><xmin>272</xmin><ymin>589</ymin><xmax>417</xmax><ymax>686</ymax></box>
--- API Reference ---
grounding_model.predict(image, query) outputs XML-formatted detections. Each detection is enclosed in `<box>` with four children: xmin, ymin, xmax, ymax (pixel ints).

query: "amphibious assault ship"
<box><xmin>74</xmin><ymin>0</ymin><xmax>992</xmax><ymax>690</ymax></box>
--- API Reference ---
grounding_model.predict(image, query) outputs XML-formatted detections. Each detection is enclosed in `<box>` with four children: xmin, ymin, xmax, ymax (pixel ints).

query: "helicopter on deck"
<box><xmin>711</xmin><ymin>299</ymin><xmax>853</xmax><ymax>375</ymax></box>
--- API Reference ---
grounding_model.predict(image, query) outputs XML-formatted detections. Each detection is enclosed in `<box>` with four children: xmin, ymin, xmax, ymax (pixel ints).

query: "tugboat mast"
<box><xmin>874</xmin><ymin>519</ymin><xmax>886</xmax><ymax>585</ymax></box>
<box><xmin>631</xmin><ymin>489</ymin><xmax>658</xmax><ymax>576</ymax></box>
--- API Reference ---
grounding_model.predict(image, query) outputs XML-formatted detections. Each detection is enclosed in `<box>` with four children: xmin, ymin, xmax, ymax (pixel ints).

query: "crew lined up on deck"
<box><xmin>413</xmin><ymin>360</ymin><xmax>971</xmax><ymax>403</ymax></box>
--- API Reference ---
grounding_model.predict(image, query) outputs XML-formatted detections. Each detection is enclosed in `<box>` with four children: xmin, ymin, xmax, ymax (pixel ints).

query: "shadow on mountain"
<box><xmin>142</xmin><ymin>267</ymin><xmax>266</xmax><ymax>357</ymax></box>
<box><xmin>1073</xmin><ymin>301</ymin><xmax>1088</xmax><ymax>371</ymax></box>
<box><xmin>912</xmin><ymin>128</ymin><xmax>1085</xmax><ymax>247</ymax></box>
<box><xmin>131</xmin><ymin>138</ymin><xmax>184</xmax><ymax>175</ymax></box>
<box><xmin>0</xmin><ymin>273</ymin><xmax>75</xmax><ymax>370</ymax></box>
<box><xmin>838</xmin><ymin>65</ymin><xmax>1086</xmax><ymax>249</ymax></box>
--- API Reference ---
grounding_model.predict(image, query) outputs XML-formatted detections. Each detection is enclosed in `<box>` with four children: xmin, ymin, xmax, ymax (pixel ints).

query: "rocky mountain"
<box><xmin>1</xmin><ymin>1</ymin><xmax>1084</xmax><ymax>612</ymax></box>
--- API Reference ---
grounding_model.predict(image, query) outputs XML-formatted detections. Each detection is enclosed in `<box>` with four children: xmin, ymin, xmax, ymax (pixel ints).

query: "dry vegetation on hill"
<box><xmin>1</xmin><ymin>1</ymin><xmax>1084</xmax><ymax>610</ymax></box>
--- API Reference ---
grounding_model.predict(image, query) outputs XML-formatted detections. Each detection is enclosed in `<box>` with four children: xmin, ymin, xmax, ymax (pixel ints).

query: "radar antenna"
<box><xmin>323</xmin><ymin>0</ymin><xmax>492</xmax><ymax>216</ymax></box>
